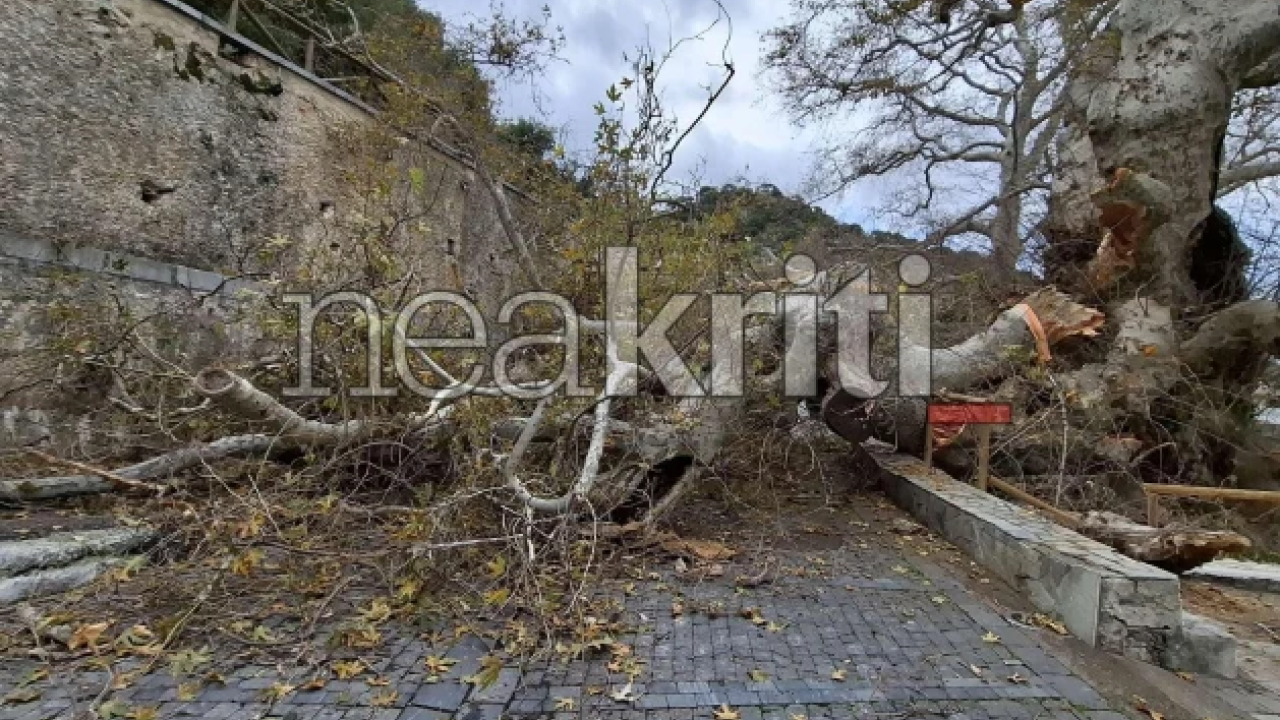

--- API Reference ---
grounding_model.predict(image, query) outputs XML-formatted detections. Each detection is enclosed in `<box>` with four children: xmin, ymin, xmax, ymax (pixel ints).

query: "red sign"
<box><xmin>927</xmin><ymin>404</ymin><xmax>1012</xmax><ymax>425</ymax></box>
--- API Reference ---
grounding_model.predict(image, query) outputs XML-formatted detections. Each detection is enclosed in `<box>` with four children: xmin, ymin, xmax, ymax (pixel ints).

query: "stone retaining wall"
<box><xmin>0</xmin><ymin>0</ymin><xmax>530</xmax><ymax>448</ymax></box>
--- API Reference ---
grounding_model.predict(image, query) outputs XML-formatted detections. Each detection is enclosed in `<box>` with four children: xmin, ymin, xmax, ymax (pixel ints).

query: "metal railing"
<box><xmin>159</xmin><ymin>0</ymin><xmax>392</xmax><ymax>110</ymax></box>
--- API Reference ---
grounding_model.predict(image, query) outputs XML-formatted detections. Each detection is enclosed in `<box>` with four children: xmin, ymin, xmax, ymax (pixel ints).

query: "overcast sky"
<box><xmin>425</xmin><ymin>0</ymin><xmax>882</xmax><ymax>227</ymax></box>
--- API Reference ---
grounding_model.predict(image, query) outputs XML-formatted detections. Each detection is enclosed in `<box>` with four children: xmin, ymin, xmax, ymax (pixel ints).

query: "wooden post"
<box><xmin>976</xmin><ymin>424</ymin><xmax>991</xmax><ymax>491</ymax></box>
<box><xmin>923</xmin><ymin>421</ymin><xmax>933</xmax><ymax>469</ymax></box>
<box><xmin>304</xmin><ymin>36</ymin><xmax>316</xmax><ymax>71</ymax></box>
<box><xmin>227</xmin><ymin>0</ymin><xmax>240</xmax><ymax>31</ymax></box>
<box><xmin>925</xmin><ymin>403</ymin><xmax>1010</xmax><ymax>491</ymax></box>
<box><xmin>1147</xmin><ymin>493</ymin><xmax>1161</xmax><ymax>528</ymax></box>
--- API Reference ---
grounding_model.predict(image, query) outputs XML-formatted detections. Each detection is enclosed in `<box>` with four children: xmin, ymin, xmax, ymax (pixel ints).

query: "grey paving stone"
<box><xmin>409</xmin><ymin>681</ymin><xmax>469</xmax><ymax>711</ymax></box>
<box><xmin>12</xmin><ymin>498</ymin><xmax>1272</xmax><ymax>720</ymax></box>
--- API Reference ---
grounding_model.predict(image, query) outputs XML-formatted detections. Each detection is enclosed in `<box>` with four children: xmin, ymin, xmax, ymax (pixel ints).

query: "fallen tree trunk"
<box><xmin>1079</xmin><ymin>511</ymin><xmax>1252</xmax><ymax>573</ymax></box>
<box><xmin>822</xmin><ymin>286</ymin><xmax>1103</xmax><ymax>452</ymax></box>
<box><xmin>0</xmin><ymin>527</ymin><xmax>155</xmax><ymax>578</ymax></box>
<box><xmin>0</xmin><ymin>434</ymin><xmax>280</xmax><ymax>501</ymax></box>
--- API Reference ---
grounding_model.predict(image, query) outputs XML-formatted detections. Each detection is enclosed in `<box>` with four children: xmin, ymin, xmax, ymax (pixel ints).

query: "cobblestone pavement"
<box><xmin>0</xmin><ymin>497</ymin><xmax>1214</xmax><ymax>720</ymax></box>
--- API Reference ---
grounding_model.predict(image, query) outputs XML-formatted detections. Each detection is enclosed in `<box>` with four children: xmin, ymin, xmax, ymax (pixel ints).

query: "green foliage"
<box><xmin>682</xmin><ymin>184</ymin><xmax>852</xmax><ymax>251</ymax></box>
<box><xmin>496</xmin><ymin>119</ymin><xmax>557</xmax><ymax>159</ymax></box>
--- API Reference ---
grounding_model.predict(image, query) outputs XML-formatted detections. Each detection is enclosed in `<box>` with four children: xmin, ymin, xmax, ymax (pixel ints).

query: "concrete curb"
<box><xmin>0</xmin><ymin>233</ymin><xmax>261</xmax><ymax>297</ymax></box>
<box><xmin>869</xmin><ymin>448</ymin><xmax>1238</xmax><ymax>677</ymax></box>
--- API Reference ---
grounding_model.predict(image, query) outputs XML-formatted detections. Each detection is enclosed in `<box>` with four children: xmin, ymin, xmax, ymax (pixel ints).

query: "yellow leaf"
<box><xmin>262</xmin><ymin>682</ymin><xmax>295</xmax><ymax>701</ymax></box>
<box><xmin>339</xmin><ymin>624</ymin><xmax>380</xmax><ymax>648</ymax></box>
<box><xmin>359</xmin><ymin>599</ymin><xmax>393</xmax><ymax>624</ymax></box>
<box><xmin>230</xmin><ymin>549</ymin><xmax>263</xmax><ymax>576</ymax></box>
<box><xmin>982</xmin><ymin>632</ymin><xmax>1001</xmax><ymax>644</ymax></box>
<box><xmin>395</xmin><ymin>578</ymin><xmax>423</xmax><ymax>602</ymax></box>
<box><xmin>483</xmin><ymin>588</ymin><xmax>511</xmax><ymax>606</ymax></box>
<box><xmin>831</xmin><ymin>668</ymin><xmax>847</xmax><ymax>681</ymax></box>
<box><xmin>1030</xmin><ymin>613</ymin><xmax>1069</xmax><ymax>636</ymax></box>
<box><xmin>332</xmin><ymin>660</ymin><xmax>366</xmax><ymax>679</ymax></box>
<box><xmin>67</xmin><ymin>621</ymin><xmax>110</xmax><ymax>651</ymax></box>
<box><xmin>714</xmin><ymin>703</ymin><xmax>742</xmax><ymax>720</ymax></box>
<box><xmin>167</xmin><ymin>648</ymin><xmax>211</xmax><ymax>677</ymax></box>
<box><xmin>115</xmin><ymin>625</ymin><xmax>159</xmax><ymax>655</ymax></box>
<box><xmin>129</xmin><ymin>706</ymin><xmax>159</xmax><ymax>720</ymax></box>
<box><xmin>97</xmin><ymin>699</ymin><xmax>132</xmax><ymax>718</ymax></box>
<box><xmin>554</xmin><ymin>697</ymin><xmax>577</xmax><ymax>711</ymax></box>
<box><xmin>299</xmin><ymin>677</ymin><xmax>327</xmax><ymax>691</ymax></box>
<box><xmin>423</xmin><ymin>655</ymin><xmax>456</xmax><ymax>675</ymax></box>
<box><xmin>251</xmin><ymin>626</ymin><xmax>276</xmax><ymax>644</ymax></box>
<box><xmin>463</xmin><ymin>654</ymin><xmax>503</xmax><ymax>689</ymax></box>
<box><xmin>1133</xmin><ymin>696</ymin><xmax>1167</xmax><ymax>720</ymax></box>
<box><xmin>1008</xmin><ymin>674</ymin><xmax>1027</xmax><ymax>684</ymax></box>
<box><xmin>2</xmin><ymin>688</ymin><xmax>40</xmax><ymax>705</ymax></box>
<box><xmin>369</xmin><ymin>689</ymin><xmax>398</xmax><ymax>707</ymax></box>
<box><xmin>233</xmin><ymin>514</ymin><xmax>265</xmax><ymax>539</ymax></box>
<box><xmin>486</xmin><ymin>555</ymin><xmax>507</xmax><ymax>579</ymax></box>
<box><xmin>748</xmin><ymin>669</ymin><xmax>768</xmax><ymax>682</ymax></box>
<box><xmin>1176</xmin><ymin>671</ymin><xmax>1195</xmax><ymax>683</ymax></box>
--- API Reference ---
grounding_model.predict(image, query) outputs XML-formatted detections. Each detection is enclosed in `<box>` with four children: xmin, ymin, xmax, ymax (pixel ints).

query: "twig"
<box><xmin>138</xmin><ymin>569</ymin><xmax>222</xmax><ymax>676</ymax></box>
<box><xmin>291</xmin><ymin>575</ymin><xmax>354</xmax><ymax>667</ymax></box>
<box><xmin>24</xmin><ymin>449</ymin><xmax>166</xmax><ymax>495</ymax></box>
<box><xmin>411</xmin><ymin>534</ymin><xmax>526</xmax><ymax>556</ymax></box>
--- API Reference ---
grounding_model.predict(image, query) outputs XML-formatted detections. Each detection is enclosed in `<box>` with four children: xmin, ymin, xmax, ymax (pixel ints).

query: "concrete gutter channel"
<box><xmin>869</xmin><ymin>447</ymin><xmax>1239</xmax><ymax>679</ymax></box>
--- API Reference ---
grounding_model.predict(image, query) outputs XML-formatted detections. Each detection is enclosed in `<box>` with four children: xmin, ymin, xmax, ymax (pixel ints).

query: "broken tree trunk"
<box><xmin>1078</xmin><ymin>511</ymin><xmax>1252</xmax><ymax>574</ymax></box>
<box><xmin>821</xmin><ymin>286</ymin><xmax>1104</xmax><ymax>453</ymax></box>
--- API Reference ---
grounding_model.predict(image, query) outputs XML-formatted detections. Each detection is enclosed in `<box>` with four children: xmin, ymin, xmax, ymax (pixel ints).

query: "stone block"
<box><xmin>1166</xmin><ymin>612</ymin><xmax>1237</xmax><ymax>679</ymax></box>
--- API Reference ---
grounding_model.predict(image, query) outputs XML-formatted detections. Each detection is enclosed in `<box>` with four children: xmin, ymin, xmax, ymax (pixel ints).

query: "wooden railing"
<box><xmin>1143</xmin><ymin>483</ymin><xmax>1280</xmax><ymax>526</ymax></box>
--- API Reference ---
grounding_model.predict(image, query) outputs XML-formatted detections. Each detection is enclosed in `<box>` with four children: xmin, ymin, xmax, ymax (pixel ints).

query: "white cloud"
<box><xmin>422</xmin><ymin>0</ymin><xmax>876</xmax><ymax>223</ymax></box>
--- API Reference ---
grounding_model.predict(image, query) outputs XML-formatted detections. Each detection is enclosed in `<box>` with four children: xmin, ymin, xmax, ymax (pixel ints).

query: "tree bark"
<box><xmin>1045</xmin><ymin>0</ymin><xmax>1280</xmax><ymax>310</ymax></box>
<box><xmin>1079</xmin><ymin>511</ymin><xmax>1252</xmax><ymax>573</ymax></box>
<box><xmin>1032</xmin><ymin>0</ymin><xmax>1280</xmax><ymax>488</ymax></box>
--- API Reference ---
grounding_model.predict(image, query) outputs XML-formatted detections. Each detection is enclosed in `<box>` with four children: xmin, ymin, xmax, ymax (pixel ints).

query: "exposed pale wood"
<box><xmin>1079</xmin><ymin>511</ymin><xmax>1252</xmax><ymax>573</ymax></box>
